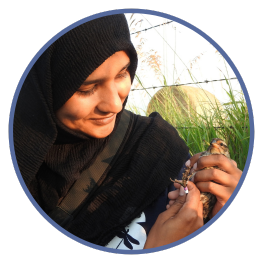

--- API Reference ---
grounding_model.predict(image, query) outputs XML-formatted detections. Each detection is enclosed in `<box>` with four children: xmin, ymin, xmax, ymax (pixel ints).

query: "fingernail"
<box><xmin>184</xmin><ymin>186</ymin><xmax>189</xmax><ymax>194</ymax></box>
<box><xmin>185</xmin><ymin>160</ymin><xmax>190</xmax><ymax>167</ymax></box>
<box><xmin>179</xmin><ymin>186</ymin><xmax>185</xmax><ymax>196</ymax></box>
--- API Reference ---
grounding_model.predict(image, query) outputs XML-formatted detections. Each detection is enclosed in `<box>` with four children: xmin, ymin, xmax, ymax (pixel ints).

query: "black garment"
<box><xmin>30</xmin><ymin>111</ymin><xmax>189</xmax><ymax>246</ymax></box>
<box><xmin>14</xmin><ymin>14</ymin><xmax>138</xmax><ymax>189</ymax></box>
<box><xmin>13</xmin><ymin>14</ymin><xmax>189</xmax><ymax>247</ymax></box>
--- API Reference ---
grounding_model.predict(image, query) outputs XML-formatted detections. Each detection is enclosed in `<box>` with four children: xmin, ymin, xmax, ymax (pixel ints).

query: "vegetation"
<box><xmin>126</xmin><ymin>13</ymin><xmax>250</xmax><ymax>170</ymax></box>
<box><xmin>126</xmin><ymin>77</ymin><xmax>249</xmax><ymax>171</ymax></box>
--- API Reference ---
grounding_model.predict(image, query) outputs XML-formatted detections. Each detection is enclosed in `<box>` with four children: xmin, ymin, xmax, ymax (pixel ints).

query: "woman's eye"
<box><xmin>76</xmin><ymin>69</ymin><xmax>129</xmax><ymax>97</ymax></box>
<box><xmin>116</xmin><ymin>70</ymin><xmax>129</xmax><ymax>79</ymax></box>
<box><xmin>76</xmin><ymin>85</ymin><xmax>98</xmax><ymax>96</ymax></box>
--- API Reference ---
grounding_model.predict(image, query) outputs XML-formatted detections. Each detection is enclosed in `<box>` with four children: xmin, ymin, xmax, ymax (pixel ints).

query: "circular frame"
<box><xmin>8</xmin><ymin>8</ymin><xmax>254</xmax><ymax>254</ymax></box>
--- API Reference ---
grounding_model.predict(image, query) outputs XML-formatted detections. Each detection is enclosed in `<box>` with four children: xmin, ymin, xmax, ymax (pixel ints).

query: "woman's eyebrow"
<box><xmin>119</xmin><ymin>62</ymin><xmax>130</xmax><ymax>72</ymax></box>
<box><xmin>82</xmin><ymin>62</ymin><xmax>131</xmax><ymax>86</ymax></box>
<box><xmin>82</xmin><ymin>78</ymin><xmax>104</xmax><ymax>86</ymax></box>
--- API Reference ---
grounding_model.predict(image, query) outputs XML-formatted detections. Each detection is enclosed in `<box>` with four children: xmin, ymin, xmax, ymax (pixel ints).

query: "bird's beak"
<box><xmin>211</xmin><ymin>143</ymin><xmax>219</xmax><ymax>149</ymax></box>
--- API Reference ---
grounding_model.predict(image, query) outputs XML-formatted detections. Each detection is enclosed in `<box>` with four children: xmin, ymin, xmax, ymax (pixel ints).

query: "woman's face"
<box><xmin>56</xmin><ymin>51</ymin><xmax>131</xmax><ymax>138</ymax></box>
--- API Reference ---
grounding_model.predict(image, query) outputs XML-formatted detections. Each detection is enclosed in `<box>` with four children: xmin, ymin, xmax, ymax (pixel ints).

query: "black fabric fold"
<box><xmin>14</xmin><ymin>14</ymin><xmax>138</xmax><ymax>189</ymax></box>
<box><xmin>13</xmin><ymin>14</ymin><xmax>189</xmax><ymax>247</ymax></box>
<box><xmin>63</xmin><ymin>112</ymin><xmax>189</xmax><ymax>246</ymax></box>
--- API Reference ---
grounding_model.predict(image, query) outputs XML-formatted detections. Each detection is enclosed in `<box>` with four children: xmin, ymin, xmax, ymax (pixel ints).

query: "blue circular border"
<box><xmin>8</xmin><ymin>8</ymin><xmax>254</xmax><ymax>255</ymax></box>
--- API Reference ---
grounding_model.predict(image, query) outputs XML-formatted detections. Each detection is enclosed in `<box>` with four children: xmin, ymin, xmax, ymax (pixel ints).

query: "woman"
<box><xmin>13</xmin><ymin>14</ymin><xmax>241</xmax><ymax>250</ymax></box>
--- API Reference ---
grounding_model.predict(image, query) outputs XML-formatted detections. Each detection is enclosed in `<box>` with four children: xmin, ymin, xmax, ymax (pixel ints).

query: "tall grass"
<box><xmin>127</xmin><ymin>80</ymin><xmax>249</xmax><ymax>170</ymax></box>
<box><xmin>126</xmin><ymin>14</ymin><xmax>249</xmax><ymax>170</ymax></box>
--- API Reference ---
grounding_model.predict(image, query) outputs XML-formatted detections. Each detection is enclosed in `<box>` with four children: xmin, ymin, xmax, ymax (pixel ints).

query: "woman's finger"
<box><xmin>186</xmin><ymin>153</ymin><xmax>202</xmax><ymax>168</ymax></box>
<box><xmin>168</xmin><ymin>189</ymin><xmax>179</xmax><ymax>200</ymax></box>
<box><xmin>231</xmin><ymin>159</ymin><xmax>238</xmax><ymax>167</ymax></box>
<box><xmin>194</xmin><ymin>168</ymin><xmax>238</xmax><ymax>186</ymax></box>
<box><xmin>169</xmin><ymin>182</ymin><xmax>202</xmax><ymax>224</ymax></box>
<box><xmin>166</xmin><ymin>199</ymin><xmax>176</xmax><ymax>210</ymax></box>
<box><xmin>167</xmin><ymin>189</ymin><xmax>179</xmax><ymax>209</ymax></box>
<box><xmin>196</xmin><ymin>154</ymin><xmax>242</xmax><ymax>178</ymax></box>
<box><xmin>162</xmin><ymin>186</ymin><xmax>186</xmax><ymax>220</ymax></box>
<box><xmin>196</xmin><ymin>181</ymin><xmax>232</xmax><ymax>202</ymax></box>
<box><xmin>182</xmin><ymin>181</ymin><xmax>201</xmax><ymax>211</ymax></box>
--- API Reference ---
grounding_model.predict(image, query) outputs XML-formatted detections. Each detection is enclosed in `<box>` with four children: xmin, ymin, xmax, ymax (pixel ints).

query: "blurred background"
<box><xmin>125</xmin><ymin>13</ymin><xmax>241</xmax><ymax>114</ymax></box>
<box><xmin>124</xmin><ymin>13</ymin><xmax>249</xmax><ymax>170</ymax></box>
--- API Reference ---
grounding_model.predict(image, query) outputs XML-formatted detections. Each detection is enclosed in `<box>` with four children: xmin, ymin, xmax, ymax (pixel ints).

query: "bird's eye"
<box><xmin>220</xmin><ymin>143</ymin><xmax>224</xmax><ymax>146</ymax></box>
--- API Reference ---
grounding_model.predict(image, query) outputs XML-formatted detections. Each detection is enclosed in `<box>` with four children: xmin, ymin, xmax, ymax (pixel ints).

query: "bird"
<box><xmin>170</xmin><ymin>138</ymin><xmax>230</xmax><ymax>223</ymax></box>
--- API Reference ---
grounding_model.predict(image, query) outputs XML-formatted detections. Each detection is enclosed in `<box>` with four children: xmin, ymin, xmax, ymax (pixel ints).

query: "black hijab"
<box><xmin>13</xmin><ymin>14</ymin><xmax>189</xmax><ymax>246</ymax></box>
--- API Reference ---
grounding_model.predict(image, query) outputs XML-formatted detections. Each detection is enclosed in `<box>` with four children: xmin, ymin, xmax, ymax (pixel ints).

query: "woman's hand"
<box><xmin>189</xmin><ymin>153</ymin><xmax>242</xmax><ymax>218</ymax></box>
<box><xmin>144</xmin><ymin>182</ymin><xmax>203</xmax><ymax>249</ymax></box>
<box><xmin>169</xmin><ymin>153</ymin><xmax>242</xmax><ymax>219</ymax></box>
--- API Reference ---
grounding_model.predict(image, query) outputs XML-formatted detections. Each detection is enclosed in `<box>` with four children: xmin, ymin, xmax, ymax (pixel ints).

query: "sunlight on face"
<box><xmin>56</xmin><ymin>51</ymin><xmax>131</xmax><ymax>138</ymax></box>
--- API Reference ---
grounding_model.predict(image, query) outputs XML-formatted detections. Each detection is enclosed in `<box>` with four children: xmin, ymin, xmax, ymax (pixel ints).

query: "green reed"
<box><xmin>126</xmin><ymin>14</ymin><xmax>249</xmax><ymax>170</ymax></box>
<box><xmin>126</xmin><ymin>78</ymin><xmax>249</xmax><ymax>170</ymax></box>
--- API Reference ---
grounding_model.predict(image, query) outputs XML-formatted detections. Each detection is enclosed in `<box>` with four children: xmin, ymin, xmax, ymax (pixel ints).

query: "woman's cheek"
<box><xmin>119</xmin><ymin>78</ymin><xmax>131</xmax><ymax>101</ymax></box>
<box><xmin>62</xmin><ymin>95</ymin><xmax>94</xmax><ymax>120</ymax></box>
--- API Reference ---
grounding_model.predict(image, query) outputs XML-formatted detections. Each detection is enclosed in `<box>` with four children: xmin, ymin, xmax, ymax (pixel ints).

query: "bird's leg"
<box><xmin>170</xmin><ymin>178</ymin><xmax>189</xmax><ymax>193</ymax></box>
<box><xmin>170</xmin><ymin>178</ymin><xmax>184</xmax><ymax>187</ymax></box>
<box><xmin>187</xmin><ymin>171</ymin><xmax>196</xmax><ymax>182</ymax></box>
<box><xmin>170</xmin><ymin>165</ymin><xmax>191</xmax><ymax>193</ymax></box>
<box><xmin>170</xmin><ymin>176</ymin><xmax>188</xmax><ymax>194</ymax></box>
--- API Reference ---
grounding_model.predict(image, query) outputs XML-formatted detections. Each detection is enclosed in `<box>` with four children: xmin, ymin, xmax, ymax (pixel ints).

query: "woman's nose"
<box><xmin>97</xmin><ymin>83</ymin><xmax>123</xmax><ymax>113</ymax></box>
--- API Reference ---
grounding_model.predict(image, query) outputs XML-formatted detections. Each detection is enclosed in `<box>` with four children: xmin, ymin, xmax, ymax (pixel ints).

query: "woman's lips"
<box><xmin>89</xmin><ymin>114</ymin><xmax>116</xmax><ymax>125</ymax></box>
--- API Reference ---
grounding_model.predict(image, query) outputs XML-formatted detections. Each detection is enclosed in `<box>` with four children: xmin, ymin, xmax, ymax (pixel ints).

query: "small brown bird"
<box><xmin>171</xmin><ymin>138</ymin><xmax>230</xmax><ymax>223</ymax></box>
